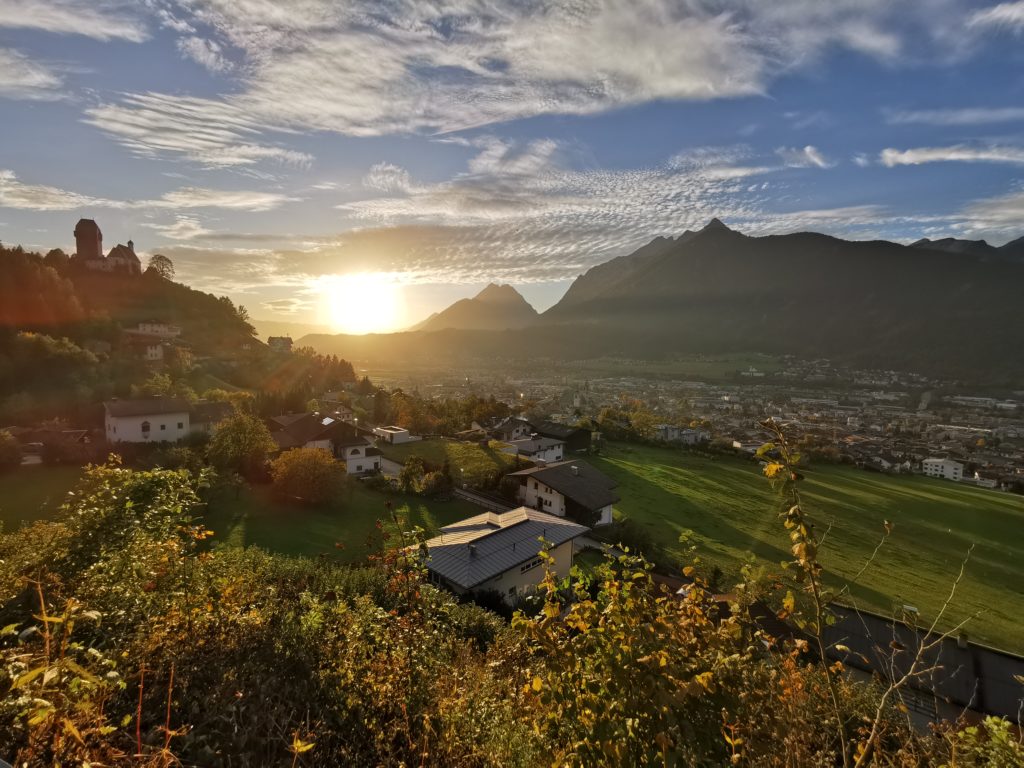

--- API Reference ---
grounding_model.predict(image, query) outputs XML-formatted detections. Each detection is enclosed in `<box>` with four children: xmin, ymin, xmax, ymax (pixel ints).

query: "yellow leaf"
<box><xmin>532</xmin><ymin>675</ymin><xmax>543</xmax><ymax>692</ymax></box>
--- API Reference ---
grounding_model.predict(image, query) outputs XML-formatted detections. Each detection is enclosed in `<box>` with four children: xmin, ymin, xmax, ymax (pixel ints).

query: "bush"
<box><xmin>419</xmin><ymin>469</ymin><xmax>453</xmax><ymax>498</ymax></box>
<box><xmin>269</xmin><ymin>447</ymin><xmax>346</xmax><ymax>504</ymax></box>
<box><xmin>0</xmin><ymin>429</ymin><xmax>22</xmax><ymax>470</ymax></box>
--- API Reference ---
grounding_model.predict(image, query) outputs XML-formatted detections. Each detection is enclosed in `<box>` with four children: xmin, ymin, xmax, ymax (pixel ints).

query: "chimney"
<box><xmin>571</xmin><ymin>465</ymin><xmax>579</xmax><ymax>476</ymax></box>
<box><xmin>127</xmin><ymin>239</ymin><xmax>134</xmax><ymax>253</ymax></box>
<box><xmin>468</xmin><ymin>544</ymin><xmax>477</xmax><ymax>558</ymax></box>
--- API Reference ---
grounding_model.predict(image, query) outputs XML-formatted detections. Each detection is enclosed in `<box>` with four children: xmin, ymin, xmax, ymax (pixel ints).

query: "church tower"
<box><xmin>74</xmin><ymin>218</ymin><xmax>102</xmax><ymax>260</ymax></box>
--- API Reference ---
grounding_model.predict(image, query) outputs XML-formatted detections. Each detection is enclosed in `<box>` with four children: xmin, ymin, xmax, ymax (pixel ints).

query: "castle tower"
<box><xmin>74</xmin><ymin>218</ymin><xmax>102</xmax><ymax>260</ymax></box>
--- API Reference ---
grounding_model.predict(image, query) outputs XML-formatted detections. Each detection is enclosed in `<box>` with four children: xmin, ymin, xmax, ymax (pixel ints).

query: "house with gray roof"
<box><xmin>104</xmin><ymin>397</ymin><xmax>234</xmax><ymax>443</ymax></box>
<box><xmin>507</xmin><ymin>460</ymin><xmax>619</xmax><ymax>526</ymax></box>
<box><xmin>423</xmin><ymin>507</ymin><xmax>588</xmax><ymax>602</ymax></box>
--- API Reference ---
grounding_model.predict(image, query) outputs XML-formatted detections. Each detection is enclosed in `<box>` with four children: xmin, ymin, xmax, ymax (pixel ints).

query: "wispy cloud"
<box><xmin>968</xmin><ymin>1</ymin><xmax>1024</xmax><ymax>31</ymax></box>
<box><xmin>82</xmin><ymin>0</ymin><xmax>974</xmax><ymax>165</ymax></box>
<box><xmin>177</xmin><ymin>36</ymin><xmax>232</xmax><ymax>73</ymax></box>
<box><xmin>880</xmin><ymin>145</ymin><xmax>1024</xmax><ymax>166</ymax></box>
<box><xmin>0</xmin><ymin>0</ymin><xmax>148</xmax><ymax>41</ymax></box>
<box><xmin>0</xmin><ymin>48</ymin><xmax>63</xmax><ymax>100</ymax></box>
<box><xmin>960</xmin><ymin>189</ymin><xmax>1024</xmax><ymax>231</ymax></box>
<box><xmin>83</xmin><ymin>93</ymin><xmax>312</xmax><ymax>169</ymax></box>
<box><xmin>0</xmin><ymin>170</ymin><xmax>296</xmax><ymax>212</ymax></box>
<box><xmin>885</xmin><ymin>106</ymin><xmax>1024</xmax><ymax>125</ymax></box>
<box><xmin>776</xmin><ymin>145</ymin><xmax>834</xmax><ymax>168</ymax></box>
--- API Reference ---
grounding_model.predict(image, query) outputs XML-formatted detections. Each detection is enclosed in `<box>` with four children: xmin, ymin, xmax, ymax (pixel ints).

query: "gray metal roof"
<box><xmin>508</xmin><ymin>460</ymin><xmax>620</xmax><ymax>511</ymax></box>
<box><xmin>508</xmin><ymin>436</ymin><xmax>564</xmax><ymax>455</ymax></box>
<box><xmin>104</xmin><ymin>397</ymin><xmax>191</xmax><ymax>417</ymax></box>
<box><xmin>423</xmin><ymin>507</ymin><xmax>588</xmax><ymax>590</ymax></box>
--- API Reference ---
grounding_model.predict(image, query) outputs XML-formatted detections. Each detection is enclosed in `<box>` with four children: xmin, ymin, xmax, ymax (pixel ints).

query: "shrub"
<box><xmin>0</xmin><ymin>429</ymin><xmax>22</xmax><ymax>471</ymax></box>
<box><xmin>269</xmin><ymin>447</ymin><xmax>346</xmax><ymax>504</ymax></box>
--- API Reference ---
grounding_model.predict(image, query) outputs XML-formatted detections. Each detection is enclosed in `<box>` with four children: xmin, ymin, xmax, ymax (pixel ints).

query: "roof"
<box><xmin>529</xmin><ymin>420</ymin><xmax>589</xmax><ymax>440</ymax></box>
<box><xmin>508</xmin><ymin>436</ymin><xmax>564</xmax><ymax>455</ymax></box>
<box><xmin>423</xmin><ymin>507</ymin><xmax>588</xmax><ymax>590</ymax></box>
<box><xmin>107</xmin><ymin>244</ymin><xmax>140</xmax><ymax>262</ymax></box>
<box><xmin>266</xmin><ymin>412</ymin><xmax>366</xmax><ymax>450</ymax></box>
<box><xmin>104</xmin><ymin>397</ymin><xmax>191</xmax><ymax>418</ymax></box>
<box><xmin>508</xmin><ymin>460</ymin><xmax>619</xmax><ymax>510</ymax></box>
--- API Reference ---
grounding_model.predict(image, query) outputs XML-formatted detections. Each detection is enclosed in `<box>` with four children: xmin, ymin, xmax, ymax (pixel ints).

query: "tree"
<box><xmin>207</xmin><ymin>413</ymin><xmax>276</xmax><ymax>479</ymax></box>
<box><xmin>269</xmin><ymin>447</ymin><xmax>346</xmax><ymax>504</ymax></box>
<box><xmin>398</xmin><ymin>456</ymin><xmax>425</xmax><ymax>493</ymax></box>
<box><xmin>147</xmin><ymin>254</ymin><xmax>175</xmax><ymax>280</ymax></box>
<box><xmin>0</xmin><ymin>429</ymin><xmax>21</xmax><ymax>471</ymax></box>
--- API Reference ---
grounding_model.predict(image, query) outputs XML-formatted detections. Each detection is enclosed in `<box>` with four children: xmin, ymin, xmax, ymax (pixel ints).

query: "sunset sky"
<box><xmin>3</xmin><ymin>1</ymin><xmax>1024</xmax><ymax>332</ymax></box>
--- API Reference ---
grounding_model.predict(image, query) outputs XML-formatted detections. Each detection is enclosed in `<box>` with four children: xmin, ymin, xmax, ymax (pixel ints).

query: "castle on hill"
<box><xmin>73</xmin><ymin>218</ymin><xmax>141</xmax><ymax>275</ymax></box>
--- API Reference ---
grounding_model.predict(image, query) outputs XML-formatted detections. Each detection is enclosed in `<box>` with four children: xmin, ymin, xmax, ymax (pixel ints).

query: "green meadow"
<box><xmin>590</xmin><ymin>443</ymin><xmax>1024</xmax><ymax>653</ymax></box>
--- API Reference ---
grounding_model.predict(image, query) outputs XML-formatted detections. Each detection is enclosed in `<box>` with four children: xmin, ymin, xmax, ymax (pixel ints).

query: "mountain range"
<box><xmin>302</xmin><ymin>220</ymin><xmax>1024</xmax><ymax>382</ymax></box>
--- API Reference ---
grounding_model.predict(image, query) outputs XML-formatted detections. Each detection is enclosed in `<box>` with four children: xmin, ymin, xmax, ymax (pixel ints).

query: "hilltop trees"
<box><xmin>145</xmin><ymin>254</ymin><xmax>174</xmax><ymax>280</ymax></box>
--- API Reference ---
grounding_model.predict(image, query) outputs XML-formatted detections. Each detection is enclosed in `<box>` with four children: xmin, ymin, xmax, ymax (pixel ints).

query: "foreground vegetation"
<box><xmin>591</xmin><ymin>442</ymin><xmax>1024</xmax><ymax>652</ymax></box>
<box><xmin>1</xmin><ymin>459</ymin><xmax>1019</xmax><ymax>766</ymax></box>
<box><xmin>378</xmin><ymin>438</ymin><xmax>522</xmax><ymax>487</ymax></box>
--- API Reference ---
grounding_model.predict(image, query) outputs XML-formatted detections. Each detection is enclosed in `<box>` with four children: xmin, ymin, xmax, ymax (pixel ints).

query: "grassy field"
<box><xmin>590</xmin><ymin>443</ymin><xmax>1024</xmax><ymax>652</ymax></box>
<box><xmin>0</xmin><ymin>465</ymin><xmax>84</xmax><ymax>531</ymax></box>
<box><xmin>378</xmin><ymin>439</ymin><xmax>522</xmax><ymax>486</ymax></box>
<box><xmin>0</xmin><ymin>465</ymin><xmax>482</xmax><ymax>564</ymax></box>
<box><xmin>203</xmin><ymin>482</ymin><xmax>482</xmax><ymax>562</ymax></box>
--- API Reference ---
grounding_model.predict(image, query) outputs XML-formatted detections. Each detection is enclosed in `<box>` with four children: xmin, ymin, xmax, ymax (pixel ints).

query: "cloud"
<box><xmin>880</xmin><ymin>145</ymin><xmax>1024</xmax><ymax>166</ymax></box>
<box><xmin>0</xmin><ymin>48</ymin><xmax>63</xmax><ymax>100</ymax></box>
<box><xmin>852</xmin><ymin>153</ymin><xmax>871</xmax><ymax>167</ymax></box>
<box><xmin>776</xmin><ymin>145</ymin><xmax>834</xmax><ymax>168</ymax></box>
<box><xmin>362</xmin><ymin>163</ymin><xmax>415</xmax><ymax>194</ymax></box>
<box><xmin>152</xmin><ymin>187</ymin><xmax>296</xmax><ymax>211</ymax></box>
<box><xmin>177</xmin><ymin>36</ymin><xmax>232</xmax><ymax>72</ymax></box>
<box><xmin>885</xmin><ymin>106</ymin><xmax>1024</xmax><ymax>125</ymax></box>
<box><xmin>968</xmin><ymin>1</ymin><xmax>1024</xmax><ymax>31</ymax></box>
<box><xmin>0</xmin><ymin>170</ymin><xmax>296</xmax><ymax>212</ymax></box>
<box><xmin>960</xmin><ymin>189</ymin><xmax>1024</xmax><ymax>231</ymax></box>
<box><xmin>141</xmin><ymin>215</ymin><xmax>214</xmax><ymax>240</ymax></box>
<box><xmin>83</xmin><ymin>93</ymin><xmax>312</xmax><ymax>169</ymax></box>
<box><xmin>82</xmin><ymin>0</ymin><xmax>974</xmax><ymax>166</ymax></box>
<box><xmin>0</xmin><ymin>0</ymin><xmax>147</xmax><ymax>41</ymax></box>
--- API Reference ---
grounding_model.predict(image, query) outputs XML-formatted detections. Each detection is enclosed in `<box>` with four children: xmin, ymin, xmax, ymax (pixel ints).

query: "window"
<box><xmin>508</xmin><ymin>586</ymin><xmax>516</xmax><ymax>596</ymax></box>
<box><xmin>351</xmin><ymin>447</ymin><xmax>360</xmax><ymax>456</ymax></box>
<box><xmin>177</xmin><ymin>422</ymin><xmax>184</xmax><ymax>429</ymax></box>
<box><xmin>520</xmin><ymin>557</ymin><xmax>544</xmax><ymax>574</ymax></box>
<box><xmin>533</xmin><ymin>481</ymin><xmax>538</xmax><ymax>489</ymax></box>
<box><xmin>356</xmin><ymin>465</ymin><xmax>362</xmax><ymax>472</ymax></box>
<box><xmin>160</xmin><ymin>424</ymin><xmax>166</xmax><ymax>431</ymax></box>
<box><xmin>141</xmin><ymin>421</ymin><xmax>150</xmax><ymax>436</ymax></box>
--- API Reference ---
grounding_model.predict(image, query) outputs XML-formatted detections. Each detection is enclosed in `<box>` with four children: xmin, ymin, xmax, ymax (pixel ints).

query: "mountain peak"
<box><xmin>475</xmin><ymin>283</ymin><xmax>528</xmax><ymax>306</ymax></box>
<box><xmin>701</xmin><ymin>218</ymin><xmax>731</xmax><ymax>233</ymax></box>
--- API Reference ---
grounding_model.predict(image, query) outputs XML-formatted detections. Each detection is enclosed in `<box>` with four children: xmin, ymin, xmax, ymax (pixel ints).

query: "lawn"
<box><xmin>378</xmin><ymin>438</ymin><xmax>522</xmax><ymax>487</ymax></box>
<box><xmin>590</xmin><ymin>443</ymin><xmax>1024</xmax><ymax>652</ymax></box>
<box><xmin>0</xmin><ymin>465</ymin><xmax>84</xmax><ymax>531</ymax></box>
<box><xmin>203</xmin><ymin>481</ymin><xmax>483</xmax><ymax>562</ymax></box>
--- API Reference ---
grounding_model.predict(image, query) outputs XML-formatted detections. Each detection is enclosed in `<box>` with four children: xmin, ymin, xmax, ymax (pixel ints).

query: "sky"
<box><xmin>2</xmin><ymin>0</ymin><xmax>1024</xmax><ymax>333</ymax></box>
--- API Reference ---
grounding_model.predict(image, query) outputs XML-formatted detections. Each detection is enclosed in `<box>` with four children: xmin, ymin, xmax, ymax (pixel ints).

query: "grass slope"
<box><xmin>591</xmin><ymin>443</ymin><xmax>1024</xmax><ymax>652</ymax></box>
<box><xmin>0</xmin><ymin>466</ymin><xmax>84</xmax><ymax>530</ymax></box>
<box><xmin>378</xmin><ymin>439</ymin><xmax>522</xmax><ymax>486</ymax></box>
<box><xmin>204</xmin><ymin>482</ymin><xmax>482</xmax><ymax>562</ymax></box>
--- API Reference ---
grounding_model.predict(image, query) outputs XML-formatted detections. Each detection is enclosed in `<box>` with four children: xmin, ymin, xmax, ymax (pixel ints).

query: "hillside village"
<box><xmin>1</xmin><ymin>219</ymin><xmax>1023</xmax><ymax>745</ymax></box>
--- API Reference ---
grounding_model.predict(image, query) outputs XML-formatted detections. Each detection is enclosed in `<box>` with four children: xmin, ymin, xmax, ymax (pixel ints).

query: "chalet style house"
<box><xmin>508</xmin><ymin>460</ymin><xmax>618</xmax><ymax>526</ymax></box>
<box><xmin>423</xmin><ymin>507</ymin><xmax>588</xmax><ymax>603</ymax></box>
<box><xmin>104</xmin><ymin>397</ymin><xmax>232</xmax><ymax>443</ymax></box>
<box><xmin>265</xmin><ymin>412</ymin><xmax>381</xmax><ymax>474</ymax></box>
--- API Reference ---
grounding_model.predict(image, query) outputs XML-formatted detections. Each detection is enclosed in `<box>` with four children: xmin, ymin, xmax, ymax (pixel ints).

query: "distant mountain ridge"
<box><xmin>300</xmin><ymin>221</ymin><xmax>1024</xmax><ymax>382</ymax></box>
<box><xmin>910</xmin><ymin>235</ymin><xmax>1024</xmax><ymax>262</ymax></box>
<box><xmin>412</xmin><ymin>283</ymin><xmax>539</xmax><ymax>331</ymax></box>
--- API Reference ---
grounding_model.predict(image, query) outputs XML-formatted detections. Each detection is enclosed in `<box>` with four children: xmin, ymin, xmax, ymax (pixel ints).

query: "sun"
<box><xmin>316</xmin><ymin>273</ymin><xmax>404</xmax><ymax>334</ymax></box>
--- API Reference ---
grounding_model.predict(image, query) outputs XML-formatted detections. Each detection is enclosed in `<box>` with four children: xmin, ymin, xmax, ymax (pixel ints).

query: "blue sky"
<box><xmin>2</xmin><ymin>0</ymin><xmax>1024</xmax><ymax>332</ymax></box>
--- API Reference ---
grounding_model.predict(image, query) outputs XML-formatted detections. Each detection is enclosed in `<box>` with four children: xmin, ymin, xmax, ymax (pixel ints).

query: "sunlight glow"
<box><xmin>316</xmin><ymin>273</ymin><xmax>404</xmax><ymax>334</ymax></box>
